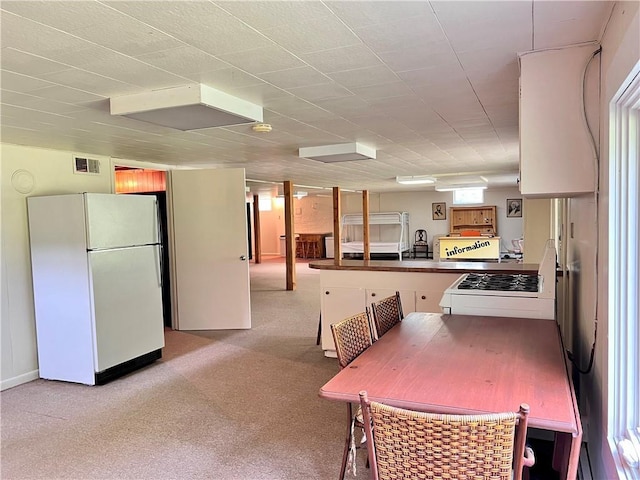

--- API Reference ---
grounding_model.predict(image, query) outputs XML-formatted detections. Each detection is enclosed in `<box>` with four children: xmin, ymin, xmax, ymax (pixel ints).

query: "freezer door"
<box><xmin>88</xmin><ymin>246</ymin><xmax>164</xmax><ymax>372</ymax></box>
<box><xmin>85</xmin><ymin>193</ymin><xmax>159</xmax><ymax>249</ymax></box>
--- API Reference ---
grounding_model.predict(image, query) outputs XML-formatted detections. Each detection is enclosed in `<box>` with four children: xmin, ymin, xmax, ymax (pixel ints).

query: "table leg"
<box><xmin>338</xmin><ymin>403</ymin><xmax>353</xmax><ymax>480</ymax></box>
<box><xmin>553</xmin><ymin>432</ymin><xmax>581</xmax><ymax>480</ymax></box>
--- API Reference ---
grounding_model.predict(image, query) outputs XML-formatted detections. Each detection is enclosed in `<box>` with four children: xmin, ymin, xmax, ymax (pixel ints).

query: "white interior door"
<box><xmin>168</xmin><ymin>168</ymin><xmax>251</xmax><ymax>330</ymax></box>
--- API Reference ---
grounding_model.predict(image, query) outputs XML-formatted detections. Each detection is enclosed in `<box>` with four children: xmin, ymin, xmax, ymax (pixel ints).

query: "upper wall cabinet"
<box><xmin>518</xmin><ymin>44</ymin><xmax>600</xmax><ymax>198</ymax></box>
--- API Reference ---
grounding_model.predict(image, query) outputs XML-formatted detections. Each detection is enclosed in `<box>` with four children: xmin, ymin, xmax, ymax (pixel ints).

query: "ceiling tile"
<box><xmin>1</xmin><ymin>1</ymin><xmax>129</xmax><ymax>31</ymax></box>
<box><xmin>106</xmin><ymin>1</ymin><xmax>269</xmax><ymax>56</ymax></box>
<box><xmin>354</xmin><ymin>14</ymin><xmax>447</xmax><ymax>53</ymax></box>
<box><xmin>1</xmin><ymin>70</ymin><xmax>56</xmax><ymax>93</ymax></box>
<box><xmin>40</xmin><ymin>68</ymin><xmax>136</xmax><ymax>97</ymax></box>
<box><xmin>329</xmin><ymin>65</ymin><xmax>400</xmax><ymax>89</ymax></box>
<box><xmin>27</xmin><ymin>85</ymin><xmax>107</xmax><ymax>104</ymax></box>
<box><xmin>215</xmin><ymin>1</ymin><xmax>333</xmax><ymax>30</ymax></box>
<box><xmin>325</xmin><ymin>1</ymin><xmax>434</xmax><ymax>29</ymax></box>
<box><xmin>183</xmin><ymin>67</ymin><xmax>262</xmax><ymax>90</ymax></box>
<box><xmin>286</xmin><ymin>82</ymin><xmax>354</xmax><ymax>103</ymax></box>
<box><xmin>301</xmin><ymin>44</ymin><xmax>382</xmax><ymax>73</ymax></box>
<box><xmin>263</xmin><ymin>15</ymin><xmax>362</xmax><ymax>55</ymax></box>
<box><xmin>218</xmin><ymin>45</ymin><xmax>305</xmax><ymax>75</ymax></box>
<box><xmin>135</xmin><ymin>46</ymin><xmax>229</xmax><ymax>75</ymax></box>
<box><xmin>261</xmin><ymin>66</ymin><xmax>331</xmax><ymax>89</ymax></box>
<box><xmin>1</xmin><ymin>48</ymin><xmax>71</xmax><ymax>76</ymax></box>
<box><xmin>70</xmin><ymin>19</ymin><xmax>185</xmax><ymax>57</ymax></box>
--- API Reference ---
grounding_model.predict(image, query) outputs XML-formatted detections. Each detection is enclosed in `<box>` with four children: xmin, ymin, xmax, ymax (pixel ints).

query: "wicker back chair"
<box><xmin>359</xmin><ymin>391</ymin><xmax>534</xmax><ymax>480</ymax></box>
<box><xmin>370</xmin><ymin>291</ymin><xmax>403</xmax><ymax>340</ymax></box>
<box><xmin>331</xmin><ymin>309</ymin><xmax>374</xmax><ymax>369</ymax></box>
<box><xmin>330</xmin><ymin>310</ymin><xmax>374</xmax><ymax>479</ymax></box>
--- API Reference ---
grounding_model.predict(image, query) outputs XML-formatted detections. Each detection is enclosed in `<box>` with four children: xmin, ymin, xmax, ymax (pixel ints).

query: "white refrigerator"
<box><xmin>27</xmin><ymin>193</ymin><xmax>165</xmax><ymax>385</ymax></box>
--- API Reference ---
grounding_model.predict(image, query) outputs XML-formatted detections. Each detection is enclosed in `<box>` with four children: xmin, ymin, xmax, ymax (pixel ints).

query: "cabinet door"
<box><xmin>366</xmin><ymin>289</ymin><xmax>416</xmax><ymax>316</ymax></box>
<box><xmin>416</xmin><ymin>291</ymin><xmax>446</xmax><ymax>313</ymax></box>
<box><xmin>321</xmin><ymin>287</ymin><xmax>366</xmax><ymax>354</ymax></box>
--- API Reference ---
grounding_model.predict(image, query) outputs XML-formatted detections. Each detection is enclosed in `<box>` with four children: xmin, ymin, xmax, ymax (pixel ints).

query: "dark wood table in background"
<box><xmin>319</xmin><ymin>312</ymin><xmax>582</xmax><ymax>480</ymax></box>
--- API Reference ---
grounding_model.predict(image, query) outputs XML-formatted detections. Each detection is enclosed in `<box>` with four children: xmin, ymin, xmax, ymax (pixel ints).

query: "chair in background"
<box><xmin>330</xmin><ymin>310</ymin><xmax>375</xmax><ymax>479</ymax></box>
<box><xmin>413</xmin><ymin>229</ymin><xmax>429</xmax><ymax>258</ymax></box>
<box><xmin>370</xmin><ymin>291</ymin><xmax>403</xmax><ymax>340</ymax></box>
<box><xmin>359</xmin><ymin>391</ymin><xmax>535</xmax><ymax>480</ymax></box>
<box><xmin>295</xmin><ymin>238</ymin><xmax>307</xmax><ymax>258</ymax></box>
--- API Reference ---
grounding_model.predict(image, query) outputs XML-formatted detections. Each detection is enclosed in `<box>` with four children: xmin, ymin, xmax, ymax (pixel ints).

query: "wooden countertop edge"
<box><xmin>317</xmin><ymin>390</ymin><xmax>577</xmax><ymax>434</ymax></box>
<box><xmin>308</xmin><ymin>259</ymin><xmax>544</xmax><ymax>275</ymax></box>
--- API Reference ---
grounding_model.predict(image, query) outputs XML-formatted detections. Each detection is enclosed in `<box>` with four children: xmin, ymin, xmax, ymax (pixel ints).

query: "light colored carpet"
<box><xmin>1</xmin><ymin>258</ymin><xmax>370</xmax><ymax>480</ymax></box>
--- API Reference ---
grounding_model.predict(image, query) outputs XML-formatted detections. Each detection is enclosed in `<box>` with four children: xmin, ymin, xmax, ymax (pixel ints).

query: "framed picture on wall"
<box><xmin>432</xmin><ymin>202</ymin><xmax>446</xmax><ymax>220</ymax></box>
<box><xmin>507</xmin><ymin>198</ymin><xmax>522</xmax><ymax>217</ymax></box>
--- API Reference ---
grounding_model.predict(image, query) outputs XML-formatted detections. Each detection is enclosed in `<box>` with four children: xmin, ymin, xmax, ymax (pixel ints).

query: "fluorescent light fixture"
<box><xmin>299</xmin><ymin>143</ymin><xmax>376</xmax><ymax>163</ymax></box>
<box><xmin>396</xmin><ymin>175</ymin><xmax>436</xmax><ymax>185</ymax></box>
<box><xmin>276</xmin><ymin>191</ymin><xmax>308</xmax><ymax>199</ymax></box>
<box><xmin>110</xmin><ymin>84</ymin><xmax>263</xmax><ymax>131</ymax></box>
<box><xmin>435</xmin><ymin>185</ymin><xmax>488</xmax><ymax>192</ymax></box>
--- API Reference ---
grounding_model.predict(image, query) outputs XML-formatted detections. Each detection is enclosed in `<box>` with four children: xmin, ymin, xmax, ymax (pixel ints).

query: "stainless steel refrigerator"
<box><xmin>27</xmin><ymin>193</ymin><xmax>165</xmax><ymax>385</ymax></box>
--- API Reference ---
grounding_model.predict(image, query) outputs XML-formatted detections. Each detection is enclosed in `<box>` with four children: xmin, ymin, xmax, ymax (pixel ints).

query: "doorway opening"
<box><xmin>115</xmin><ymin>167</ymin><xmax>171</xmax><ymax>328</ymax></box>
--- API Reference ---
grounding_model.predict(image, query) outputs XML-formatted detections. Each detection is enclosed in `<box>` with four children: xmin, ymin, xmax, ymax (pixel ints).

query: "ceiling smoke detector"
<box><xmin>252</xmin><ymin>123</ymin><xmax>272</xmax><ymax>133</ymax></box>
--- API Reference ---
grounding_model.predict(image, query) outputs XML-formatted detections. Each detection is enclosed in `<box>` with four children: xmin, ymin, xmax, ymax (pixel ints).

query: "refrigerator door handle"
<box><xmin>158</xmin><ymin>245</ymin><xmax>163</xmax><ymax>287</ymax></box>
<box><xmin>155</xmin><ymin>199</ymin><xmax>162</xmax><ymax>245</ymax></box>
<box><xmin>153</xmin><ymin>200</ymin><xmax>163</xmax><ymax>288</ymax></box>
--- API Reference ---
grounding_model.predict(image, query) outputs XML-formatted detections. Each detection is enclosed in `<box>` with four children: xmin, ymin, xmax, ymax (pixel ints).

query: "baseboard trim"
<box><xmin>1</xmin><ymin>369</ymin><xmax>39</xmax><ymax>391</ymax></box>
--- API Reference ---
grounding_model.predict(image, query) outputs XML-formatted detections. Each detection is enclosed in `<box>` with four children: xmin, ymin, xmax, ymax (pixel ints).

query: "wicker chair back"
<box><xmin>331</xmin><ymin>309</ymin><xmax>373</xmax><ymax>369</ymax></box>
<box><xmin>359</xmin><ymin>391</ymin><xmax>531</xmax><ymax>480</ymax></box>
<box><xmin>371</xmin><ymin>292</ymin><xmax>403</xmax><ymax>339</ymax></box>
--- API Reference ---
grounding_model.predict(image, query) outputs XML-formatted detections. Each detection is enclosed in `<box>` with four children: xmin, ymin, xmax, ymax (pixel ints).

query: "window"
<box><xmin>609</xmin><ymin>64</ymin><xmax>640</xmax><ymax>477</ymax></box>
<box><xmin>452</xmin><ymin>187</ymin><xmax>484</xmax><ymax>205</ymax></box>
<box><xmin>258</xmin><ymin>195</ymin><xmax>272</xmax><ymax>211</ymax></box>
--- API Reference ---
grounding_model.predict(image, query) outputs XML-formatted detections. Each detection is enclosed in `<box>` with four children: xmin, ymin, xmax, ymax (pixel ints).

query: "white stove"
<box><xmin>439</xmin><ymin>242</ymin><xmax>557</xmax><ymax>320</ymax></box>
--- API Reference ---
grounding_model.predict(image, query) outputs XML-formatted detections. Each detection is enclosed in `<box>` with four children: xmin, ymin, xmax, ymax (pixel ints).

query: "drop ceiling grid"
<box><xmin>0</xmin><ymin>1</ymin><xmax>614</xmax><ymax>191</ymax></box>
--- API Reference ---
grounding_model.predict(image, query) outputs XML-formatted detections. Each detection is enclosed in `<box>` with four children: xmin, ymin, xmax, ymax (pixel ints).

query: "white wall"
<box><xmin>1</xmin><ymin>144</ymin><xmax>112</xmax><ymax>390</ymax></box>
<box><xmin>581</xmin><ymin>2</ymin><xmax>639</xmax><ymax>478</ymax></box>
<box><xmin>293</xmin><ymin>195</ymin><xmax>333</xmax><ymax>234</ymax></box>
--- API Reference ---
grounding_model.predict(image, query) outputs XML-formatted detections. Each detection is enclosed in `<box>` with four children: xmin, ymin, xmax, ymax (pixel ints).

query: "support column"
<box><xmin>284</xmin><ymin>181</ymin><xmax>296</xmax><ymax>290</ymax></box>
<box><xmin>333</xmin><ymin>187</ymin><xmax>341</xmax><ymax>265</ymax></box>
<box><xmin>362</xmin><ymin>190</ymin><xmax>370</xmax><ymax>261</ymax></box>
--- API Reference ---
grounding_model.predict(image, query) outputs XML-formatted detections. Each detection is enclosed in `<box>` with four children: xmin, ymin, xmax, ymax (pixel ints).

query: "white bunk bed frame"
<box><xmin>341</xmin><ymin>212</ymin><xmax>410</xmax><ymax>260</ymax></box>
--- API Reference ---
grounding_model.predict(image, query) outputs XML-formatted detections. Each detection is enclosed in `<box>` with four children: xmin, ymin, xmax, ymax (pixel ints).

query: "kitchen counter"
<box><xmin>309</xmin><ymin>259</ymin><xmax>540</xmax><ymax>275</ymax></box>
<box><xmin>312</xmin><ymin>258</ymin><xmax>556</xmax><ymax>357</ymax></box>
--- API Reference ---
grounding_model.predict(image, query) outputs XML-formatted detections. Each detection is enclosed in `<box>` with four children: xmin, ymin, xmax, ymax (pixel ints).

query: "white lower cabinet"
<box><xmin>320</xmin><ymin>286</ymin><xmax>366</xmax><ymax>356</ymax></box>
<box><xmin>320</xmin><ymin>270</ymin><xmax>460</xmax><ymax>356</ymax></box>
<box><xmin>415</xmin><ymin>291</ymin><xmax>443</xmax><ymax>313</ymax></box>
<box><xmin>367</xmin><ymin>289</ymin><xmax>416</xmax><ymax>316</ymax></box>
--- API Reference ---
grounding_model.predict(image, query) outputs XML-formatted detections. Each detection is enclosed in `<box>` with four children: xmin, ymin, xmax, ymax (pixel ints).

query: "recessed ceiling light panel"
<box><xmin>396</xmin><ymin>175</ymin><xmax>436</xmax><ymax>185</ymax></box>
<box><xmin>110</xmin><ymin>84</ymin><xmax>263</xmax><ymax>131</ymax></box>
<box><xmin>299</xmin><ymin>142</ymin><xmax>376</xmax><ymax>163</ymax></box>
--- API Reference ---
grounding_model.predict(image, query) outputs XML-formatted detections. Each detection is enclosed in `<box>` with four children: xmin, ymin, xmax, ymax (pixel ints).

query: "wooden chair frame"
<box><xmin>330</xmin><ymin>310</ymin><xmax>374</xmax><ymax>479</ymax></box>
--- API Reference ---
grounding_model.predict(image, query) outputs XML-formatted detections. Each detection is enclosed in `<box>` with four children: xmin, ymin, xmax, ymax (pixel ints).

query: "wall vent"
<box><xmin>73</xmin><ymin>156</ymin><xmax>100</xmax><ymax>175</ymax></box>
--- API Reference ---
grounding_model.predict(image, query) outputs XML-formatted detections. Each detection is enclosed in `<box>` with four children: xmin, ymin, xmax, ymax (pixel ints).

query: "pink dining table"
<box><xmin>319</xmin><ymin>312</ymin><xmax>582</xmax><ymax>480</ymax></box>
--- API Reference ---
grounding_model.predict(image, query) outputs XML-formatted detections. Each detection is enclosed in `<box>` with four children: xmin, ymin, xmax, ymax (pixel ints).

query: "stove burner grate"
<box><xmin>457</xmin><ymin>273</ymin><xmax>539</xmax><ymax>293</ymax></box>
